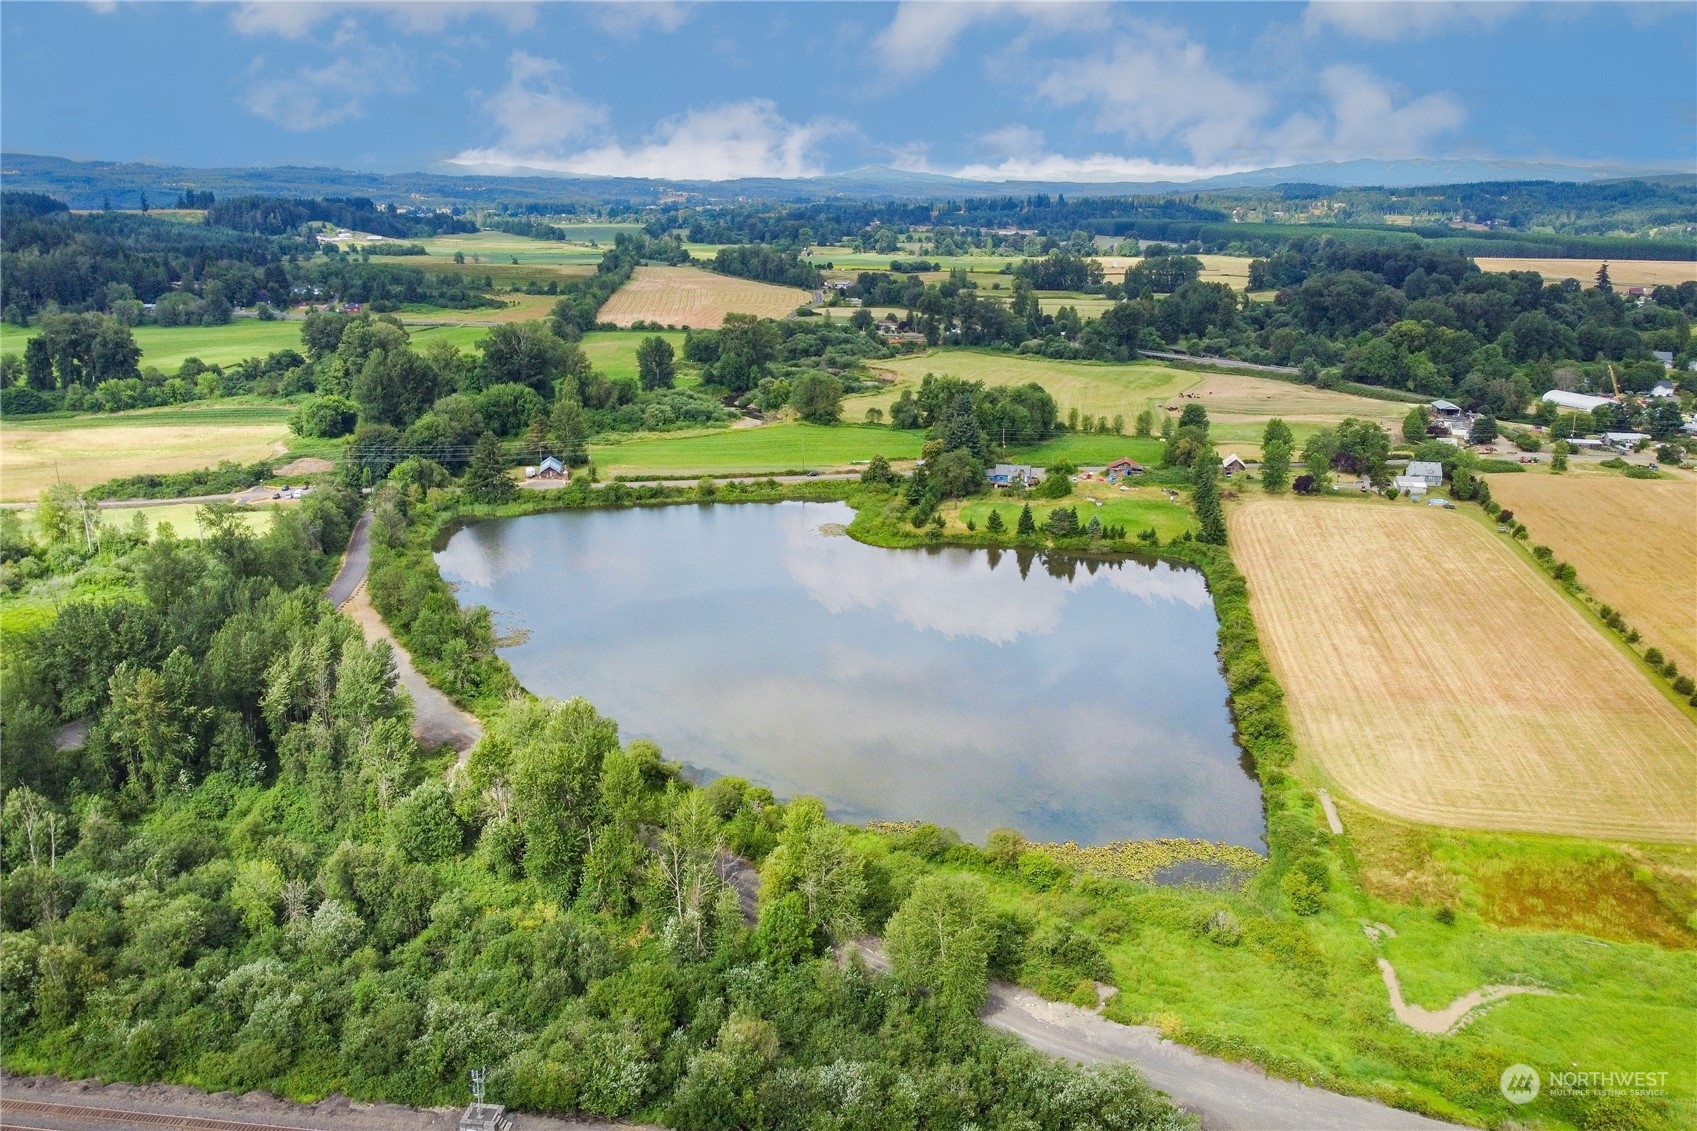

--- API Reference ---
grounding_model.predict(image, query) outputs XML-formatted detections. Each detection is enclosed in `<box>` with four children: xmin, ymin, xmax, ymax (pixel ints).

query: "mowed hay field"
<box><xmin>1232</xmin><ymin>499</ymin><xmax>1697</xmax><ymax>842</ymax></box>
<box><xmin>1472</xmin><ymin>258</ymin><xmax>1697</xmax><ymax>289</ymax></box>
<box><xmin>1180</xmin><ymin>373</ymin><xmax>1408</xmax><ymax>451</ymax></box>
<box><xmin>597</xmin><ymin>266</ymin><xmax>812</xmax><ymax>329</ymax></box>
<box><xmin>0</xmin><ymin>406</ymin><xmax>292</xmax><ymax>501</ymax></box>
<box><xmin>1485</xmin><ymin>471</ymin><xmax>1697</xmax><ymax>677</ymax></box>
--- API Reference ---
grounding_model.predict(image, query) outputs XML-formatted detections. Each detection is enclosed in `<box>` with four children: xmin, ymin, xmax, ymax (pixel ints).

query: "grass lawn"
<box><xmin>953</xmin><ymin>485</ymin><xmax>1194</xmax><ymax>541</ymax></box>
<box><xmin>579</xmin><ymin>329</ymin><xmax>690</xmax><ymax>383</ymax></box>
<box><xmin>592</xmin><ymin>422</ymin><xmax>922</xmax><ymax>477</ymax></box>
<box><xmin>1006</xmin><ymin>434</ymin><xmax>1166</xmax><ymax>466</ymax></box>
<box><xmin>849</xmin><ymin>349</ymin><xmax>1201</xmax><ymax>424</ymax></box>
<box><xmin>1</xmin><ymin>321</ymin><xmax>307</xmax><ymax>371</ymax></box>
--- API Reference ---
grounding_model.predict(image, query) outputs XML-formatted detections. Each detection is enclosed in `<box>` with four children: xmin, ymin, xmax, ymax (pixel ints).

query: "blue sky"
<box><xmin>3</xmin><ymin>2</ymin><xmax>1693</xmax><ymax>181</ymax></box>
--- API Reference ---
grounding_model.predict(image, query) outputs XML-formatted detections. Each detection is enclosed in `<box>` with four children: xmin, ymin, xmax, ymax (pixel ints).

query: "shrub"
<box><xmin>1671</xmin><ymin>676</ymin><xmax>1694</xmax><ymax>697</ymax></box>
<box><xmin>390</xmin><ymin>781</ymin><xmax>462</xmax><ymax>863</ymax></box>
<box><xmin>1279</xmin><ymin>867</ymin><xmax>1324</xmax><ymax>915</ymax></box>
<box><xmin>984</xmin><ymin>827</ymin><xmax>1025</xmax><ymax>869</ymax></box>
<box><xmin>1017</xmin><ymin>850</ymin><xmax>1065</xmax><ymax>890</ymax></box>
<box><xmin>1434</xmin><ymin>906</ymin><xmax>1456</xmax><ymax>926</ymax></box>
<box><xmin>1645</xmin><ymin>648</ymin><xmax>1665</xmax><ymax>667</ymax></box>
<box><xmin>1203</xmin><ymin>908</ymin><xmax>1242</xmax><ymax>946</ymax></box>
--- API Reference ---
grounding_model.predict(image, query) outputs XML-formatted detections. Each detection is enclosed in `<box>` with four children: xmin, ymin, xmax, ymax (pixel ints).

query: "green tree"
<box><xmin>1192</xmin><ymin>457</ymin><xmax>1227</xmax><ymax>545</ymax></box>
<box><xmin>758</xmin><ymin>797</ymin><xmax>863</xmax><ymax>944</ymax></box>
<box><xmin>1016</xmin><ymin>503</ymin><xmax>1036</xmax><ymax>538</ymax></box>
<box><xmin>886</xmin><ymin>874</ymin><xmax>994</xmax><ymax>1018</ymax></box>
<box><xmin>549</xmin><ymin>395</ymin><xmax>590</xmax><ymax>465</ymax></box>
<box><xmin>985</xmin><ymin>509</ymin><xmax>1005</xmax><ymax>534</ymax></box>
<box><xmin>1468</xmin><ymin>413</ymin><xmax>1498</xmax><ymax>445</ymax></box>
<box><xmin>1403</xmin><ymin>405</ymin><xmax>1430</xmax><ymax>444</ymax></box>
<box><xmin>789</xmin><ymin>371</ymin><xmax>843</xmax><ymax>424</ymax></box>
<box><xmin>462</xmin><ymin>431</ymin><xmax>515</xmax><ymax>504</ymax></box>
<box><xmin>928</xmin><ymin>448</ymin><xmax>983</xmax><ymax>498</ymax></box>
<box><xmin>636</xmin><ymin>336</ymin><xmax>676</xmax><ymax>391</ymax></box>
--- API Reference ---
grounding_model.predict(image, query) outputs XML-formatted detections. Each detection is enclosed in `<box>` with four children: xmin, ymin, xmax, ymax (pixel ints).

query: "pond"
<box><xmin>436</xmin><ymin>501</ymin><xmax>1263</xmax><ymax>849</ymax></box>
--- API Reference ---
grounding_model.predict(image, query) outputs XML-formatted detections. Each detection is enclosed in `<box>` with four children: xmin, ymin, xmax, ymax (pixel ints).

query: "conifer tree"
<box><xmin>463</xmin><ymin>431</ymin><xmax>515</xmax><ymax>503</ymax></box>
<box><xmin>1016</xmin><ymin>503</ymin><xmax>1036</xmax><ymax>538</ymax></box>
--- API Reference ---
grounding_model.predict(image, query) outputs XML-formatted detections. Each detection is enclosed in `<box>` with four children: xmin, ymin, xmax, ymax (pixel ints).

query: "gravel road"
<box><xmin>843</xmin><ymin>941</ymin><xmax>1456</xmax><ymax>1131</ymax></box>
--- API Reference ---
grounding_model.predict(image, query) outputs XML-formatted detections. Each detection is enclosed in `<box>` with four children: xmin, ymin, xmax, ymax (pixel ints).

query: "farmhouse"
<box><xmin>1393</xmin><ymin>475</ymin><xmax>1429</xmax><ymax>497</ymax></box>
<box><xmin>1221</xmin><ymin>454</ymin><xmax>1247</xmax><ymax>475</ymax></box>
<box><xmin>987</xmin><ymin>463</ymin><xmax>1041</xmax><ymax>487</ymax></box>
<box><xmin>1105</xmin><ymin>458</ymin><xmax>1145</xmax><ymax>478</ymax></box>
<box><xmin>1542</xmin><ymin>389</ymin><xmax>1614</xmax><ymax>413</ymax></box>
<box><xmin>1603</xmin><ymin>432</ymin><xmax>1649</xmax><ymax>447</ymax></box>
<box><xmin>1405</xmin><ymin>461</ymin><xmax>1445</xmax><ymax>486</ymax></box>
<box><xmin>1651</xmin><ymin>380</ymin><xmax>1677</xmax><ymax>398</ymax></box>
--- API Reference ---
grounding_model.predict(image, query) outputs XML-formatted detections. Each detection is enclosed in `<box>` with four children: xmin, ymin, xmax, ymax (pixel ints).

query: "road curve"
<box><xmin>844</xmin><ymin>941</ymin><xmax>1455</xmax><ymax>1131</ymax></box>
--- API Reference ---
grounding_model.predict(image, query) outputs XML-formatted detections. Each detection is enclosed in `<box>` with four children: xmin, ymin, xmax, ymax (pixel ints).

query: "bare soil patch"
<box><xmin>1231</xmin><ymin>499</ymin><xmax>1697</xmax><ymax>842</ymax></box>
<box><xmin>597</xmin><ymin>265</ymin><xmax>811</xmax><ymax>328</ymax></box>
<box><xmin>1485</xmin><ymin>470</ymin><xmax>1697</xmax><ymax>677</ymax></box>
<box><xmin>274</xmin><ymin>456</ymin><xmax>335</xmax><ymax>476</ymax></box>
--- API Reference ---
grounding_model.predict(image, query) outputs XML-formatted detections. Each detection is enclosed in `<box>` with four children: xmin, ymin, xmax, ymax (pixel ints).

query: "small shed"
<box><xmin>1406</xmin><ymin>461</ymin><xmax>1445</xmax><ymax>486</ymax></box>
<box><xmin>1221</xmin><ymin>454</ymin><xmax>1247</xmax><ymax>475</ymax></box>
<box><xmin>537</xmin><ymin>455</ymin><xmax>565</xmax><ymax>479</ymax></box>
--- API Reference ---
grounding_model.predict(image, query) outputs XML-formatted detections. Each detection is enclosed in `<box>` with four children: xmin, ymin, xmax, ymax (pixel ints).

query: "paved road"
<box><xmin>1138</xmin><ymin>350</ymin><xmax>1302</xmax><ymax>376</ymax></box>
<box><xmin>324</xmin><ymin>509</ymin><xmax>372</xmax><ymax>610</ymax></box>
<box><xmin>844</xmin><ymin>941</ymin><xmax>1455</xmax><ymax>1131</ymax></box>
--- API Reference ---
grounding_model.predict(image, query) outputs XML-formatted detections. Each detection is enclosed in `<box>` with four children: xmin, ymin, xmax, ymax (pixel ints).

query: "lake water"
<box><xmin>436</xmin><ymin>501</ymin><xmax>1263</xmax><ymax>848</ymax></box>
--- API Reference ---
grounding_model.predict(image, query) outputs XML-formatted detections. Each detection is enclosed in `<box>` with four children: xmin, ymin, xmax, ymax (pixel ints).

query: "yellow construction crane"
<box><xmin>1607</xmin><ymin>362</ymin><xmax>1621</xmax><ymax>397</ymax></box>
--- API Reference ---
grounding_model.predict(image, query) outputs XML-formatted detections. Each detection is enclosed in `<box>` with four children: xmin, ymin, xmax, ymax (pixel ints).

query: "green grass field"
<box><xmin>1005</xmin><ymin>434</ymin><xmax>1167</xmax><ymax>466</ymax></box>
<box><xmin>578</xmin><ymin>330</ymin><xmax>689</xmax><ymax>383</ymax></box>
<box><xmin>412</xmin><ymin>229</ymin><xmax>621</xmax><ymax>267</ymax></box>
<box><xmin>0</xmin><ymin>321</ymin><xmax>308</xmax><ymax>371</ymax></box>
<box><xmin>955</xmin><ymin>492</ymin><xmax>1195</xmax><ymax>540</ymax></box>
<box><xmin>850</xmin><ymin>349</ymin><xmax>1201</xmax><ymax>424</ymax></box>
<box><xmin>592</xmin><ymin>422</ymin><xmax>923</xmax><ymax>477</ymax></box>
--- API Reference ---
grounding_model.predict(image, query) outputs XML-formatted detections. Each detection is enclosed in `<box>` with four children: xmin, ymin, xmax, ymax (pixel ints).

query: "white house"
<box><xmin>1405</xmin><ymin>461</ymin><xmax>1445</xmax><ymax>486</ymax></box>
<box><xmin>1651</xmin><ymin>380</ymin><xmax>1677</xmax><ymax>398</ymax></box>
<box><xmin>1392</xmin><ymin>475</ymin><xmax>1429</xmax><ymax>497</ymax></box>
<box><xmin>1541</xmin><ymin>389</ymin><xmax>1614</xmax><ymax>413</ymax></box>
<box><xmin>1602</xmin><ymin>432</ymin><xmax>1649</xmax><ymax>446</ymax></box>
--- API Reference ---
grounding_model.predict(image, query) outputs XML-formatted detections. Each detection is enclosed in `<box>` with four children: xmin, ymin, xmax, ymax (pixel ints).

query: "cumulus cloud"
<box><xmin>242</xmin><ymin>23</ymin><xmax>412</xmax><ymax>131</ymax></box>
<box><xmin>583</xmin><ymin>1</ymin><xmax>694</xmax><ymax>40</ymax></box>
<box><xmin>477</xmin><ymin>51</ymin><xmax>606</xmax><ymax>151</ymax></box>
<box><xmin>952</xmin><ymin>153</ymin><xmax>1248</xmax><ymax>184</ymax></box>
<box><xmin>1033</xmin><ymin>27</ymin><xmax>1465</xmax><ymax>171</ymax></box>
<box><xmin>451</xmin><ymin>56</ymin><xmax>841</xmax><ymax>179</ymax></box>
<box><xmin>230</xmin><ymin>1</ymin><xmax>535</xmax><ymax>39</ymax></box>
<box><xmin>1303</xmin><ymin>1</ymin><xmax>1520</xmax><ymax>41</ymax></box>
<box><xmin>872</xmin><ymin>0</ymin><xmax>1110</xmax><ymax>78</ymax></box>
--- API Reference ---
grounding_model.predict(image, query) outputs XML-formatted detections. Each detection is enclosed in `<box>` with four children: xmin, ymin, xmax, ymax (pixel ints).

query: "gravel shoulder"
<box><xmin>0</xmin><ymin>1074</ymin><xmax>645</xmax><ymax>1131</ymax></box>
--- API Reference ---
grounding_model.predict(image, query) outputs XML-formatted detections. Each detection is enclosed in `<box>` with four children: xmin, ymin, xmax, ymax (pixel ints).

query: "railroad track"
<box><xmin>0</xmin><ymin>1097</ymin><xmax>327</xmax><ymax>1131</ymax></box>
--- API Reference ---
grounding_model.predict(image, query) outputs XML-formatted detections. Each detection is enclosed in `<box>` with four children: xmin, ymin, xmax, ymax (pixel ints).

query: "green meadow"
<box><xmin>592</xmin><ymin>422</ymin><xmax>923</xmax><ymax>477</ymax></box>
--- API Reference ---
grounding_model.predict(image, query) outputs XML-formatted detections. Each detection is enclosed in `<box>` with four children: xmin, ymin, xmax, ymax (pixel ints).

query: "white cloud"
<box><xmin>1035</xmin><ymin>27</ymin><xmax>1465</xmax><ymax>170</ymax></box>
<box><xmin>478</xmin><ymin>51</ymin><xmax>606</xmax><ymax>151</ymax></box>
<box><xmin>230</xmin><ymin>2</ymin><xmax>535</xmax><ymax>39</ymax></box>
<box><xmin>872</xmin><ymin>0</ymin><xmax>1110</xmax><ymax>78</ymax></box>
<box><xmin>1303</xmin><ymin>2</ymin><xmax>1519</xmax><ymax>41</ymax></box>
<box><xmin>1317</xmin><ymin>64</ymin><xmax>1466</xmax><ymax>158</ymax></box>
<box><xmin>952</xmin><ymin>153</ymin><xmax>1248</xmax><ymax>183</ymax></box>
<box><xmin>242</xmin><ymin>23</ymin><xmax>412</xmax><ymax>131</ymax></box>
<box><xmin>452</xmin><ymin>70</ymin><xmax>842</xmax><ymax>180</ymax></box>
<box><xmin>1039</xmin><ymin>28</ymin><xmax>1270</xmax><ymax>164</ymax></box>
<box><xmin>584</xmin><ymin>1</ymin><xmax>694</xmax><ymax>40</ymax></box>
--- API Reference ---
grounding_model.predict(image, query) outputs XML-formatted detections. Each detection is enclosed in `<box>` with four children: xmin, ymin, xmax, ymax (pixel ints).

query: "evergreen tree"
<box><xmin>1594</xmin><ymin>262</ymin><xmax>1612</xmax><ymax>293</ymax></box>
<box><xmin>463</xmin><ymin>431</ymin><xmax>515</xmax><ymax>503</ymax></box>
<box><xmin>985</xmin><ymin>508</ymin><xmax>1005</xmax><ymax>534</ymax></box>
<box><xmin>1402</xmin><ymin>406</ymin><xmax>1430</xmax><ymax>444</ymax></box>
<box><xmin>940</xmin><ymin>391</ymin><xmax>986</xmax><ymax>458</ymax></box>
<box><xmin>1192</xmin><ymin>458</ymin><xmax>1227</xmax><ymax>545</ymax></box>
<box><xmin>1016</xmin><ymin>503</ymin><xmax>1036</xmax><ymax>538</ymax></box>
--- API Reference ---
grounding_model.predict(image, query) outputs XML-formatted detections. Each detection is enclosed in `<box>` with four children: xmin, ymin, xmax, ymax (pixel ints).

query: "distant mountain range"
<box><xmin>2</xmin><ymin>152</ymin><xmax>1688</xmax><ymax>210</ymax></box>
